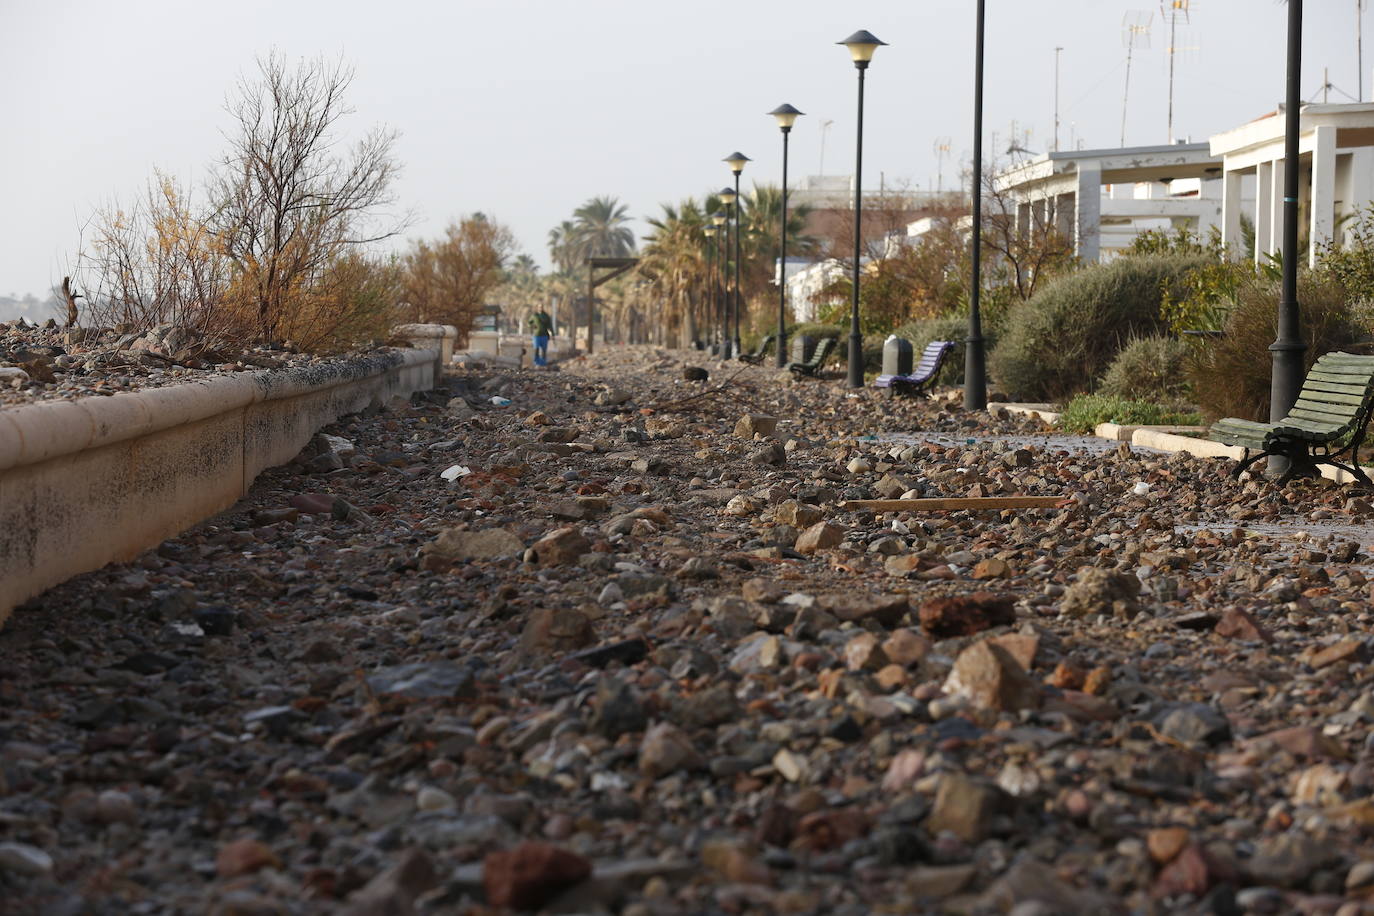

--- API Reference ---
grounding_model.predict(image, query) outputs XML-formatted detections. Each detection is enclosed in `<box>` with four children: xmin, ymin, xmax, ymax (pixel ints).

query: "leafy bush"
<box><xmin>989</xmin><ymin>254</ymin><xmax>1208</xmax><ymax>402</ymax></box>
<box><xmin>1319</xmin><ymin>204</ymin><xmax>1374</xmax><ymax>307</ymax></box>
<box><xmin>1098</xmin><ymin>334</ymin><xmax>1192</xmax><ymax>402</ymax></box>
<box><xmin>1059</xmin><ymin>394</ymin><xmax>1202</xmax><ymax>434</ymax></box>
<box><xmin>1186</xmin><ymin>272</ymin><xmax>1365</xmax><ymax>422</ymax></box>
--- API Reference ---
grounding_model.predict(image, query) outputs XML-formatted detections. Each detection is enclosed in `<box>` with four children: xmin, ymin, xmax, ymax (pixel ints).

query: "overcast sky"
<box><xmin>0</xmin><ymin>0</ymin><xmax>1367</xmax><ymax>299</ymax></box>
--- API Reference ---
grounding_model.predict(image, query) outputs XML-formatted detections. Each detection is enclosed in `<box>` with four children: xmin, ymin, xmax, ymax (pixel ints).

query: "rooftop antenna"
<box><xmin>818</xmin><ymin>119</ymin><xmax>834</xmax><ymax>176</ymax></box>
<box><xmin>933</xmin><ymin>136</ymin><xmax>952</xmax><ymax>194</ymax></box>
<box><xmin>1360</xmin><ymin>0</ymin><xmax>1367</xmax><ymax>102</ymax></box>
<box><xmin>1053</xmin><ymin>47</ymin><xmax>1064</xmax><ymax>151</ymax></box>
<box><xmin>1160</xmin><ymin>0</ymin><xmax>1200</xmax><ymax>143</ymax></box>
<box><xmin>1121</xmin><ymin>11</ymin><xmax>1153</xmax><ymax>147</ymax></box>
<box><xmin>1309</xmin><ymin>66</ymin><xmax>1360</xmax><ymax>103</ymax></box>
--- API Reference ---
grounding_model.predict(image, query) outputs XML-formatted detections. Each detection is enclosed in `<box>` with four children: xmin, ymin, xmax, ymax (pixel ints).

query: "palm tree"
<box><xmin>641</xmin><ymin>198</ymin><xmax>711</xmax><ymax>345</ymax></box>
<box><xmin>573</xmin><ymin>196</ymin><xmax>636</xmax><ymax>258</ymax></box>
<box><xmin>547</xmin><ymin>220</ymin><xmax>581</xmax><ymax>274</ymax></box>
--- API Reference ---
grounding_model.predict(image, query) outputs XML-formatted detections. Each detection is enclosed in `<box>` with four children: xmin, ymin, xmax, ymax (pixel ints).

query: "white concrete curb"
<box><xmin>1130</xmin><ymin>427</ymin><xmax>1360</xmax><ymax>485</ymax></box>
<box><xmin>0</xmin><ymin>347</ymin><xmax>439</xmax><ymax>624</ymax></box>
<box><xmin>994</xmin><ymin>403</ymin><xmax>1062</xmax><ymax>424</ymax></box>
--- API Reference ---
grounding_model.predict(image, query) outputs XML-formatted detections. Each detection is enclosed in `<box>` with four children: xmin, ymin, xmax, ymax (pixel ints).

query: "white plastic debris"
<box><xmin>1132</xmin><ymin>481</ymin><xmax>1151</xmax><ymax>496</ymax></box>
<box><xmin>890</xmin><ymin>519</ymin><xmax>910</xmax><ymax>535</ymax></box>
<box><xmin>440</xmin><ymin>465</ymin><xmax>472</xmax><ymax>481</ymax></box>
<box><xmin>489</xmin><ymin>396</ymin><xmax>512</xmax><ymax>407</ymax></box>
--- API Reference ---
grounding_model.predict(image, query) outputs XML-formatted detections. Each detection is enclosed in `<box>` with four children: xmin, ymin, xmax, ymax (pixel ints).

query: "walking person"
<box><xmin>528</xmin><ymin>308</ymin><xmax>553</xmax><ymax>367</ymax></box>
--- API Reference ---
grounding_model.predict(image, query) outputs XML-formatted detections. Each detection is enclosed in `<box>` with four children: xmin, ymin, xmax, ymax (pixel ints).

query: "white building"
<box><xmin>992</xmin><ymin>142</ymin><xmax>1242</xmax><ymax>262</ymax></box>
<box><xmin>1210</xmin><ymin>102</ymin><xmax>1374</xmax><ymax>266</ymax></box>
<box><xmin>784</xmin><ymin>259</ymin><xmax>852</xmax><ymax>323</ymax></box>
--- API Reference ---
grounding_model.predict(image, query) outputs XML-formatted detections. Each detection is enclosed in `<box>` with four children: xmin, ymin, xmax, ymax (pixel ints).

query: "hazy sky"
<box><xmin>0</xmin><ymin>0</ymin><xmax>1367</xmax><ymax>298</ymax></box>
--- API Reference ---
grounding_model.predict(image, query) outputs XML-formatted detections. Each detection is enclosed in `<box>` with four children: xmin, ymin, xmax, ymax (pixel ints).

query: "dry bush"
<box><xmin>401</xmin><ymin>216</ymin><xmax>515</xmax><ymax>340</ymax></box>
<box><xmin>78</xmin><ymin>173</ymin><xmax>235</xmax><ymax>338</ymax></box>
<box><xmin>1186</xmin><ymin>273</ymin><xmax>1365</xmax><ymax>422</ymax></box>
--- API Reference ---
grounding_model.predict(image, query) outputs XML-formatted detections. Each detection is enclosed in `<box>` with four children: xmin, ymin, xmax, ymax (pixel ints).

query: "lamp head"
<box><xmin>711</xmin><ymin>209</ymin><xmax>728</xmax><ymax>226</ymax></box>
<box><xmin>717</xmin><ymin>187</ymin><xmax>737</xmax><ymax>206</ymax></box>
<box><xmin>839</xmin><ymin>29</ymin><xmax>887</xmax><ymax>68</ymax></box>
<box><xmin>703</xmin><ymin>224</ymin><xmax>717</xmax><ymax>238</ymax></box>
<box><xmin>723</xmin><ymin>151</ymin><xmax>751</xmax><ymax>175</ymax></box>
<box><xmin>768</xmin><ymin>103</ymin><xmax>804</xmax><ymax>132</ymax></box>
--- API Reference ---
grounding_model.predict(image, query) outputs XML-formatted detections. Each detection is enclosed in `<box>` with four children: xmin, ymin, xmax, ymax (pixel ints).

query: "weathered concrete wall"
<box><xmin>0</xmin><ymin>348</ymin><xmax>436</xmax><ymax>624</ymax></box>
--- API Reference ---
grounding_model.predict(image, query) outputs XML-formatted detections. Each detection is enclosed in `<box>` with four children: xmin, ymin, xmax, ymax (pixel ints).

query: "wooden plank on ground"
<box><xmin>838</xmin><ymin>496</ymin><xmax>1069</xmax><ymax>512</ymax></box>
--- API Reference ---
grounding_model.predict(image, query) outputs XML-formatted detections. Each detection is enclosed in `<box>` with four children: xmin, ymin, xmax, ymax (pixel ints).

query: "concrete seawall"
<box><xmin>0</xmin><ymin>346</ymin><xmax>439</xmax><ymax>624</ymax></box>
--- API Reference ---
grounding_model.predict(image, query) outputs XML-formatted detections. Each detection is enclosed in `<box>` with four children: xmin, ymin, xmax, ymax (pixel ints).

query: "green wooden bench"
<box><xmin>738</xmin><ymin>334</ymin><xmax>776</xmax><ymax>365</ymax></box>
<box><xmin>1209</xmin><ymin>351</ymin><xmax>1374</xmax><ymax>485</ymax></box>
<box><xmin>787</xmin><ymin>336</ymin><xmax>837</xmax><ymax>377</ymax></box>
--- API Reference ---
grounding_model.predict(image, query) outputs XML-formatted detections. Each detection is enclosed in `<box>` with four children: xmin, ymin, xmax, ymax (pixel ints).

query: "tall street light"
<box><xmin>703</xmin><ymin>222</ymin><xmax>718</xmax><ymax>353</ymax></box>
<box><xmin>723</xmin><ymin>153</ymin><xmax>751</xmax><ymax>359</ymax></box>
<box><xmin>715</xmin><ymin>190</ymin><xmax>738</xmax><ymax>357</ymax></box>
<box><xmin>1271</xmin><ymin>0</ymin><xmax>1306</xmax><ymax>457</ymax></box>
<box><xmin>769</xmin><ymin>104</ymin><xmax>804</xmax><ymax>368</ymax></box>
<box><xmin>964</xmin><ymin>1</ymin><xmax>988</xmax><ymax>410</ymax></box>
<box><xmin>838</xmin><ymin>30</ymin><xmax>887</xmax><ymax>388</ymax></box>
<box><xmin>711</xmin><ymin>208</ymin><xmax>729</xmax><ymax>354</ymax></box>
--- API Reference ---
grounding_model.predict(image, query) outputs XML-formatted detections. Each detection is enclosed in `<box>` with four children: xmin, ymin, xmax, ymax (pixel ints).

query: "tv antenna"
<box><xmin>1309</xmin><ymin>66</ymin><xmax>1359</xmax><ymax>103</ymax></box>
<box><xmin>932</xmin><ymin>137</ymin><xmax>952</xmax><ymax>194</ymax></box>
<box><xmin>818</xmin><ymin>119</ymin><xmax>834</xmax><ymax>176</ymax></box>
<box><xmin>1161</xmin><ymin>0</ymin><xmax>1200</xmax><ymax>143</ymax></box>
<box><xmin>1053</xmin><ymin>47</ymin><xmax>1064</xmax><ymax>152</ymax></box>
<box><xmin>1121</xmin><ymin>11</ymin><xmax>1153</xmax><ymax>147</ymax></box>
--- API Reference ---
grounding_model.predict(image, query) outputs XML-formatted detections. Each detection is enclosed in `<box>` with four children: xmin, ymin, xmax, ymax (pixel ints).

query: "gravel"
<box><xmin>4</xmin><ymin>345</ymin><xmax>1374</xmax><ymax>913</ymax></box>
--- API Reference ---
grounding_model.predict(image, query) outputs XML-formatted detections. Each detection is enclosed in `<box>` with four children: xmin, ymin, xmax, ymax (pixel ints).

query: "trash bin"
<box><xmin>790</xmin><ymin>335</ymin><xmax>815</xmax><ymax>366</ymax></box>
<box><xmin>874</xmin><ymin>335</ymin><xmax>914</xmax><ymax>389</ymax></box>
<box><xmin>882</xmin><ymin>335</ymin><xmax>913</xmax><ymax>378</ymax></box>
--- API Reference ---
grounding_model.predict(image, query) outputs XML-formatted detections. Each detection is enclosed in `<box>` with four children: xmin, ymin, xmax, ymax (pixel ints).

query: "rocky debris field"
<box><xmin>0</xmin><ymin>320</ymin><xmax>375</xmax><ymax>409</ymax></box>
<box><xmin>5</xmin><ymin>347</ymin><xmax>1374</xmax><ymax>915</ymax></box>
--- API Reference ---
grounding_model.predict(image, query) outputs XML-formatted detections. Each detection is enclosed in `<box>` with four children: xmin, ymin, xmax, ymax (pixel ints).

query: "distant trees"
<box><xmin>546</xmin><ymin>196</ymin><xmax>637</xmax><ymax>271</ymax></box>
<box><xmin>400</xmin><ymin>214</ymin><xmax>516</xmax><ymax>334</ymax></box>
<box><xmin>73</xmin><ymin>53</ymin><xmax>407</xmax><ymax>352</ymax></box>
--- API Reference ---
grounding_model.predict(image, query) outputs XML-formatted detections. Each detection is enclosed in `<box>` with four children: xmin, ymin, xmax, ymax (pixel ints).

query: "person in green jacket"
<box><xmin>528</xmin><ymin>309</ymin><xmax>553</xmax><ymax>366</ymax></box>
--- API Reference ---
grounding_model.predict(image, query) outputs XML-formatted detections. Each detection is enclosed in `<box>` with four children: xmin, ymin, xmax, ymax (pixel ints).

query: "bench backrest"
<box><xmin>1277</xmin><ymin>352</ymin><xmax>1374</xmax><ymax>440</ymax></box>
<box><xmin>911</xmin><ymin>340</ymin><xmax>956</xmax><ymax>379</ymax></box>
<box><xmin>808</xmin><ymin>336</ymin><xmax>836</xmax><ymax>366</ymax></box>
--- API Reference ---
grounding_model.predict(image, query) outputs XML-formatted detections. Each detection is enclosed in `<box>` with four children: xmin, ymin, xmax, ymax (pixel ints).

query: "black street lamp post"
<box><xmin>710</xmin><ymin>209</ymin><xmax>728</xmax><ymax>354</ymax></box>
<box><xmin>838</xmin><ymin>30</ymin><xmax>886</xmax><ymax>388</ymax></box>
<box><xmin>703</xmin><ymin>223</ymin><xmax>718</xmax><ymax>353</ymax></box>
<box><xmin>715</xmin><ymin>191</ymin><xmax>737</xmax><ymax>357</ymax></box>
<box><xmin>964</xmin><ymin>0</ymin><xmax>988</xmax><ymax>409</ymax></box>
<box><xmin>1271</xmin><ymin>0</ymin><xmax>1306</xmax><ymax>459</ymax></box>
<box><xmin>769</xmin><ymin>104</ymin><xmax>804</xmax><ymax>368</ymax></box>
<box><xmin>723</xmin><ymin>153</ymin><xmax>751</xmax><ymax>359</ymax></box>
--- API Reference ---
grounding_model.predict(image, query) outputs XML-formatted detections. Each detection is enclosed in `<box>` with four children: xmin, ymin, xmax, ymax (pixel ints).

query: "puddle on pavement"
<box><xmin>874</xmin><ymin>431</ymin><xmax>1165</xmax><ymax>455</ymax></box>
<box><xmin>1175</xmin><ymin>519</ymin><xmax>1372</xmax><ymax>544</ymax></box>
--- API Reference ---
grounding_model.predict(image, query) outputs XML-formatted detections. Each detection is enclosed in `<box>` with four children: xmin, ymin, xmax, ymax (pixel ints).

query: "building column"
<box><xmin>1268</xmin><ymin>158</ymin><xmax>1286</xmax><ymax>257</ymax></box>
<box><xmin>1309</xmin><ymin>125</ymin><xmax>1337</xmax><ymax>265</ymax></box>
<box><xmin>1074</xmin><ymin>160</ymin><xmax>1102</xmax><ymax>263</ymax></box>
<box><xmin>1350</xmin><ymin>148</ymin><xmax>1374</xmax><ymax>247</ymax></box>
<box><xmin>1255</xmin><ymin>161</ymin><xmax>1272</xmax><ymax>265</ymax></box>
<box><xmin>1222</xmin><ymin>168</ymin><xmax>1244</xmax><ymax>259</ymax></box>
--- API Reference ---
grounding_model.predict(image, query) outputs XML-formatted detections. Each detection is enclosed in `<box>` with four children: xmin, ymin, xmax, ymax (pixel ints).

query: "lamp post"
<box><xmin>838</xmin><ymin>30</ymin><xmax>886</xmax><ymax>388</ymax></box>
<box><xmin>1271</xmin><ymin>0</ymin><xmax>1306</xmax><ymax>465</ymax></box>
<box><xmin>711</xmin><ymin>208</ymin><xmax>729</xmax><ymax>355</ymax></box>
<box><xmin>769</xmin><ymin>104</ymin><xmax>804</xmax><ymax>368</ymax></box>
<box><xmin>715</xmin><ymin>191</ymin><xmax>738</xmax><ymax>356</ymax></box>
<box><xmin>703</xmin><ymin>223</ymin><xmax>718</xmax><ymax>353</ymax></box>
<box><xmin>723</xmin><ymin>153</ymin><xmax>750</xmax><ymax>359</ymax></box>
<box><xmin>964</xmin><ymin>0</ymin><xmax>988</xmax><ymax>410</ymax></box>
